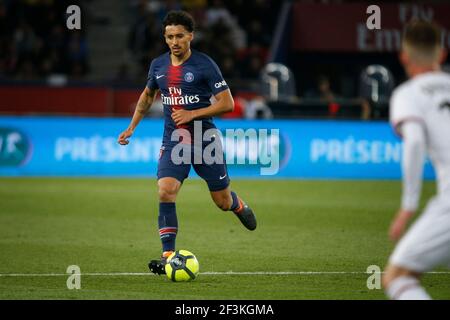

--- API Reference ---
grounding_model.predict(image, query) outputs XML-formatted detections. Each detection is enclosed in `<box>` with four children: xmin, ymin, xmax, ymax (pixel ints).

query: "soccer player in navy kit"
<box><xmin>118</xmin><ymin>11</ymin><xmax>256</xmax><ymax>275</ymax></box>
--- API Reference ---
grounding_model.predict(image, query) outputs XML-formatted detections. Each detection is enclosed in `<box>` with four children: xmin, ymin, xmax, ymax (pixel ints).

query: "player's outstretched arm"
<box><xmin>118</xmin><ymin>87</ymin><xmax>158</xmax><ymax>145</ymax></box>
<box><xmin>171</xmin><ymin>89</ymin><xmax>234</xmax><ymax>126</ymax></box>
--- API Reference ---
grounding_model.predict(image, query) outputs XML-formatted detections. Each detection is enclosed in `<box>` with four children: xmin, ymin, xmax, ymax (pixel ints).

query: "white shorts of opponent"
<box><xmin>389</xmin><ymin>195</ymin><xmax>450</xmax><ymax>272</ymax></box>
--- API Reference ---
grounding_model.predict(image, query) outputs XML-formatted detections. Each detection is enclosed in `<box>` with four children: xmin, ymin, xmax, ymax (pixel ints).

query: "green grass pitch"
<box><xmin>0</xmin><ymin>178</ymin><xmax>449</xmax><ymax>299</ymax></box>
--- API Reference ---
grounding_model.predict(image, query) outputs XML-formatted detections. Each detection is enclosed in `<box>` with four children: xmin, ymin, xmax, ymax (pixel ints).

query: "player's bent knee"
<box><xmin>382</xmin><ymin>271</ymin><xmax>392</xmax><ymax>289</ymax></box>
<box><xmin>382</xmin><ymin>265</ymin><xmax>399</xmax><ymax>288</ymax></box>
<box><xmin>382</xmin><ymin>265</ymin><xmax>419</xmax><ymax>288</ymax></box>
<box><xmin>158</xmin><ymin>187</ymin><xmax>178</xmax><ymax>202</ymax></box>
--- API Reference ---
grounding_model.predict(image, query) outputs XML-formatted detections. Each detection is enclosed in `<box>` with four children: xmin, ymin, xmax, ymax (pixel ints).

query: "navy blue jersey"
<box><xmin>146</xmin><ymin>50</ymin><xmax>229</xmax><ymax>146</ymax></box>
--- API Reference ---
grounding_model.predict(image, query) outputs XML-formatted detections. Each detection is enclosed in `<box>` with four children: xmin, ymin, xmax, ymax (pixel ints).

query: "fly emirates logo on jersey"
<box><xmin>161</xmin><ymin>87</ymin><xmax>200</xmax><ymax>106</ymax></box>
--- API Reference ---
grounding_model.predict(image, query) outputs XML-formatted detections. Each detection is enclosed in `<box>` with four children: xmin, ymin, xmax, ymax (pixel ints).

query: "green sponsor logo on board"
<box><xmin>0</xmin><ymin>128</ymin><xmax>31</xmax><ymax>166</ymax></box>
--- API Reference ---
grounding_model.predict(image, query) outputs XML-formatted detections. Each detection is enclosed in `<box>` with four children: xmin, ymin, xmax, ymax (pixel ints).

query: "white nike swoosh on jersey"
<box><xmin>219</xmin><ymin>175</ymin><xmax>227</xmax><ymax>180</ymax></box>
<box><xmin>156</xmin><ymin>74</ymin><xmax>165</xmax><ymax>79</ymax></box>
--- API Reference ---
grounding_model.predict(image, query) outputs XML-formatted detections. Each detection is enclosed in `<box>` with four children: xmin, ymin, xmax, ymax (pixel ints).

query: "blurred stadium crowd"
<box><xmin>0</xmin><ymin>0</ymin><xmax>449</xmax><ymax>120</ymax></box>
<box><xmin>0</xmin><ymin>0</ymin><xmax>89</xmax><ymax>80</ymax></box>
<box><xmin>0</xmin><ymin>0</ymin><xmax>280</xmax><ymax>82</ymax></box>
<box><xmin>128</xmin><ymin>0</ymin><xmax>280</xmax><ymax>82</ymax></box>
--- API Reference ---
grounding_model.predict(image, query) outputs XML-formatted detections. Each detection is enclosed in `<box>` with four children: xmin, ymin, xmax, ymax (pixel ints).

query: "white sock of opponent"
<box><xmin>386</xmin><ymin>276</ymin><xmax>431</xmax><ymax>300</ymax></box>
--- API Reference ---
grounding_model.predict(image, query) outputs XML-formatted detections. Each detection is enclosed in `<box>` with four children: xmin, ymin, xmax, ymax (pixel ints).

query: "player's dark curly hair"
<box><xmin>163</xmin><ymin>10</ymin><xmax>195</xmax><ymax>33</ymax></box>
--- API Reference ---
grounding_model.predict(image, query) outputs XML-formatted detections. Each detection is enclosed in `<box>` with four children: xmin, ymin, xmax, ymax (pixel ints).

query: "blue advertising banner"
<box><xmin>0</xmin><ymin>116</ymin><xmax>435</xmax><ymax>179</ymax></box>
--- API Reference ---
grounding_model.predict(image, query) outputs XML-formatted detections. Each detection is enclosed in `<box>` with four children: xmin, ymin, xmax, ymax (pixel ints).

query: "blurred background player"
<box><xmin>382</xmin><ymin>20</ymin><xmax>450</xmax><ymax>300</ymax></box>
<box><xmin>117</xmin><ymin>10</ymin><xmax>256</xmax><ymax>275</ymax></box>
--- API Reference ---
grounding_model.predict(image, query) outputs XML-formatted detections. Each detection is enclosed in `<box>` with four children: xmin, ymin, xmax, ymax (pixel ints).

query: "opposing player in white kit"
<box><xmin>382</xmin><ymin>20</ymin><xmax>450</xmax><ymax>300</ymax></box>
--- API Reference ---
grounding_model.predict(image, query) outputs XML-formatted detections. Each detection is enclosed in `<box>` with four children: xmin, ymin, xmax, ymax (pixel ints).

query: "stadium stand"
<box><xmin>0</xmin><ymin>0</ymin><xmax>90</xmax><ymax>80</ymax></box>
<box><xmin>1</xmin><ymin>0</ymin><xmax>449</xmax><ymax>120</ymax></box>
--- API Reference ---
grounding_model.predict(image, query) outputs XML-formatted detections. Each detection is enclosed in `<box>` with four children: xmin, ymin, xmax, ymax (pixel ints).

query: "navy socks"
<box><xmin>158</xmin><ymin>202</ymin><xmax>178</xmax><ymax>252</ymax></box>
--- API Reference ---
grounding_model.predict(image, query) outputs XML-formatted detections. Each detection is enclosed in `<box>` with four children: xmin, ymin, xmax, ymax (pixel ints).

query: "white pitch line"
<box><xmin>1</xmin><ymin>271</ymin><xmax>450</xmax><ymax>277</ymax></box>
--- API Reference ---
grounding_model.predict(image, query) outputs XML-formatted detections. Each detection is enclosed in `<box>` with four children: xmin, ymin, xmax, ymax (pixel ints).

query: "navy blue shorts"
<box><xmin>157</xmin><ymin>144</ymin><xmax>230</xmax><ymax>192</ymax></box>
